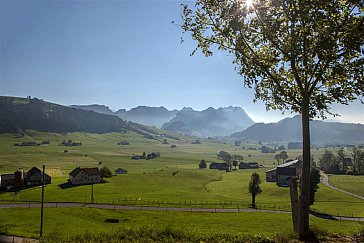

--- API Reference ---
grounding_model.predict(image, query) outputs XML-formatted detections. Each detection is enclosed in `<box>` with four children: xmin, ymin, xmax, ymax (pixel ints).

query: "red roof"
<box><xmin>69</xmin><ymin>167</ymin><xmax>100</xmax><ymax>176</ymax></box>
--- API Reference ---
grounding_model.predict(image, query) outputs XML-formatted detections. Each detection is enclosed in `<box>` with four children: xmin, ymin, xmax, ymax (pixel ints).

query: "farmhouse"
<box><xmin>0</xmin><ymin>167</ymin><xmax>52</xmax><ymax>190</ymax></box>
<box><xmin>25</xmin><ymin>167</ymin><xmax>52</xmax><ymax>186</ymax></box>
<box><xmin>265</xmin><ymin>160</ymin><xmax>302</xmax><ymax>186</ymax></box>
<box><xmin>209</xmin><ymin>162</ymin><xmax>230</xmax><ymax>171</ymax></box>
<box><xmin>69</xmin><ymin>167</ymin><xmax>100</xmax><ymax>185</ymax></box>
<box><xmin>239</xmin><ymin>162</ymin><xmax>259</xmax><ymax>169</ymax></box>
<box><xmin>0</xmin><ymin>174</ymin><xmax>15</xmax><ymax>190</ymax></box>
<box><xmin>115</xmin><ymin>168</ymin><xmax>128</xmax><ymax>174</ymax></box>
<box><xmin>265</xmin><ymin>168</ymin><xmax>277</xmax><ymax>182</ymax></box>
<box><xmin>147</xmin><ymin>152</ymin><xmax>160</xmax><ymax>160</ymax></box>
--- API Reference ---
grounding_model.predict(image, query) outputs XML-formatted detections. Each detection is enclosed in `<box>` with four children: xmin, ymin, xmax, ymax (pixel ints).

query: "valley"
<box><xmin>0</xmin><ymin>130</ymin><xmax>363</xmax><ymax>240</ymax></box>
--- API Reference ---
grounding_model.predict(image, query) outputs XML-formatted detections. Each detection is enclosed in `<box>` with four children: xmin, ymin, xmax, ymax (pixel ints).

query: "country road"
<box><xmin>0</xmin><ymin>234</ymin><xmax>37</xmax><ymax>243</ymax></box>
<box><xmin>320</xmin><ymin>172</ymin><xmax>364</xmax><ymax>200</ymax></box>
<box><xmin>0</xmin><ymin>202</ymin><xmax>363</xmax><ymax>222</ymax></box>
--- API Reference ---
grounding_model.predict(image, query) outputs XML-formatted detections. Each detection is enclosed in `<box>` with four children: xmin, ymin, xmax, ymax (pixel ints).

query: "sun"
<box><xmin>245</xmin><ymin>0</ymin><xmax>254</xmax><ymax>7</ymax></box>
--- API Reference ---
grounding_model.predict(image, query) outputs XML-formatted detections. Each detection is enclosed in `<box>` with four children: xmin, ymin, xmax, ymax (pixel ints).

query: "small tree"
<box><xmin>199</xmin><ymin>159</ymin><xmax>207</xmax><ymax>169</ymax></box>
<box><xmin>100</xmin><ymin>166</ymin><xmax>112</xmax><ymax>181</ymax></box>
<box><xmin>233</xmin><ymin>160</ymin><xmax>238</xmax><ymax>170</ymax></box>
<box><xmin>278</xmin><ymin>145</ymin><xmax>285</xmax><ymax>151</ymax></box>
<box><xmin>248</xmin><ymin>172</ymin><xmax>262</xmax><ymax>208</ymax></box>
<box><xmin>280</xmin><ymin>151</ymin><xmax>288</xmax><ymax>164</ymax></box>
<box><xmin>309</xmin><ymin>167</ymin><xmax>320</xmax><ymax>205</ymax></box>
<box><xmin>319</xmin><ymin>150</ymin><xmax>339</xmax><ymax>174</ymax></box>
<box><xmin>353</xmin><ymin>147</ymin><xmax>364</xmax><ymax>175</ymax></box>
<box><xmin>274</xmin><ymin>153</ymin><xmax>281</xmax><ymax>165</ymax></box>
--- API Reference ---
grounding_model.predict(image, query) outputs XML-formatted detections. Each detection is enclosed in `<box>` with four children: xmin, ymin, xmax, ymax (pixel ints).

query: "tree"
<box><xmin>280</xmin><ymin>151</ymin><xmax>288</xmax><ymax>164</ymax></box>
<box><xmin>233</xmin><ymin>160</ymin><xmax>238</xmax><ymax>170</ymax></box>
<box><xmin>261</xmin><ymin>145</ymin><xmax>274</xmax><ymax>153</ymax></box>
<box><xmin>248</xmin><ymin>172</ymin><xmax>262</xmax><ymax>208</ymax></box>
<box><xmin>355</xmin><ymin>149</ymin><xmax>364</xmax><ymax>175</ymax></box>
<box><xmin>100</xmin><ymin>166</ymin><xmax>112</xmax><ymax>181</ymax></box>
<box><xmin>319</xmin><ymin>150</ymin><xmax>339</xmax><ymax>174</ymax></box>
<box><xmin>199</xmin><ymin>159</ymin><xmax>207</xmax><ymax>169</ymax></box>
<box><xmin>181</xmin><ymin>0</ymin><xmax>363</xmax><ymax>237</ymax></box>
<box><xmin>278</xmin><ymin>145</ymin><xmax>285</xmax><ymax>151</ymax></box>
<box><xmin>309</xmin><ymin>167</ymin><xmax>320</xmax><ymax>205</ymax></box>
<box><xmin>336</xmin><ymin>148</ymin><xmax>346</xmax><ymax>172</ymax></box>
<box><xmin>352</xmin><ymin>147</ymin><xmax>364</xmax><ymax>175</ymax></box>
<box><xmin>274</xmin><ymin>153</ymin><xmax>281</xmax><ymax>165</ymax></box>
<box><xmin>217</xmin><ymin>150</ymin><xmax>232</xmax><ymax>162</ymax></box>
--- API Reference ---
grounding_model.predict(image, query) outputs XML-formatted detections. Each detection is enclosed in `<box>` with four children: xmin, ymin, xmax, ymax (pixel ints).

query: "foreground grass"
<box><xmin>0</xmin><ymin>207</ymin><xmax>363</xmax><ymax>240</ymax></box>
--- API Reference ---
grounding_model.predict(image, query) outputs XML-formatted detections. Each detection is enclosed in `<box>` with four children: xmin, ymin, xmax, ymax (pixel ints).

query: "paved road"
<box><xmin>321</xmin><ymin>172</ymin><xmax>364</xmax><ymax>200</ymax></box>
<box><xmin>0</xmin><ymin>202</ymin><xmax>363</xmax><ymax>222</ymax></box>
<box><xmin>0</xmin><ymin>234</ymin><xmax>37</xmax><ymax>243</ymax></box>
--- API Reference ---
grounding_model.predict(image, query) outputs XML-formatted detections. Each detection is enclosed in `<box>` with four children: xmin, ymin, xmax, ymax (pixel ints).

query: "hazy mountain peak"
<box><xmin>181</xmin><ymin>107</ymin><xmax>194</xmax><ymax>112</ymax></box>
<box><xmin>162</xmin><ymin>106</ymin><xmax>254</xmax><ymax>137</ymax></box>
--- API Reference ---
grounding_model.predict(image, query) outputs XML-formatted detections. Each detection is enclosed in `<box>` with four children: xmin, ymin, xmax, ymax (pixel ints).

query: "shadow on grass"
<box><xmin>309</xmin><ymin>210</ymin><xmax>338</xmax><ymax>220</ymax></box>
<box><xmin>58</xmin><ymin>182</ymin><xmax>90</xmax><ymax>189</ymax></box>
<box><xmin>58</xmin><ymin>181</ymin><xmax>107</xmax><ymax>189</ymax></box>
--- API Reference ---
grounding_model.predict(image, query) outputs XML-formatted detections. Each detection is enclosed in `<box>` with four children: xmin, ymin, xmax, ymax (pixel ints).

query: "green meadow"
<box><xmin>328</xmin><ymin>174</ymin><xmax>364</xmax><ymax>197</ymax></box>
<box><xmin>0</xmin><ymin>130</ymin><xmax>363</xmax><ymax>239</ymax></box>
<box><xmin>0</xmin><ymin>207</ymin><xmax>363</xmax><ymax>239</ymax></box>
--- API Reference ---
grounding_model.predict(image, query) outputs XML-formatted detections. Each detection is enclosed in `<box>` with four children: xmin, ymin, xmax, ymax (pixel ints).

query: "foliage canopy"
<box><xmin>181</xmin><ymin>0</ymin><xmax>364</xmax><ymax>118</ymax></box>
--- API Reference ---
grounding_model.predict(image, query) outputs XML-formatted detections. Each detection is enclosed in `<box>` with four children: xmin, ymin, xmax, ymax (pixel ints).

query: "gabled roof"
<box><xmin>69</xmin><ymin>167</ymin><xmax>100</xmax><ymax>177</ymax></box>
<box><xmin>266</xmin><ymin>168</ymin><xmax>276</xmax><ymax>173</ymax></box>
<box><xmin>277</xmin><ymin>160</ymin><xmax>302</xmax><ymax>168</ymax></box>
<box><xmin>27</xmin><ymin>166</ymin><xmax>41</xmax><ymax>175</ymax></box>
<box><xmin>69</xmin><ymin>167</ymin><xmax>81</xmax><ymax>177</ymax></box>
<box><xmin>25</xmin><ymin>166</ymin><xmax>51</xmax><ymax>179</ymax></box>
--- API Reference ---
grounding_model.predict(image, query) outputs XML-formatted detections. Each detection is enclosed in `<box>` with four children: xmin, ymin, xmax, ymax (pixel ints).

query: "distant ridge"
<box><xmin>162</xmin><ymin>106</ymin><xmax>254</xmax><ymax>137</ymax></box>
<box><xmin>70</xmin><ymin>104</ymin><xmax>114</xmax><ymax>116</ymax></box>
<box><xmin>0</xmin><ymin>96</ymin><xmax>127</xmax><ymax>133</ymax></box>
<box><xmin>71</xmin><ymin>105</ymin><xmax>178</xmax><ymax>128</ymax></box>
<box><xmin>231</xmin><ymin>115</ymin><xmax>364</xmax><ymax>145</ymax></box>
<box><xmin>71</xmin><ymin>104</ymin><xmax>255</xmax><ymax>137</ymax></box>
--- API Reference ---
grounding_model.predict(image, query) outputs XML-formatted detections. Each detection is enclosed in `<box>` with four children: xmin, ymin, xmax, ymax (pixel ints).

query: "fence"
<box><xmin>1</xmin><ymin>197</ymin><xmax>363</xmax><ymax>218</ymax></box>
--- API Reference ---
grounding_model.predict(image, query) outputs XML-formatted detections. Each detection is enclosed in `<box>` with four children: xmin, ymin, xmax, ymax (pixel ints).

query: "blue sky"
<box><xmin>1</xmin><ymin>0</ymin><xmax>363</xmax><ymax>123</ymax></box>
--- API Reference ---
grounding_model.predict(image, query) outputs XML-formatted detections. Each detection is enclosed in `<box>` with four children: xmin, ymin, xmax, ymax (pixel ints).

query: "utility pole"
<box><xmin>40</xmin><ymin>164</ymin><xmax>45</xmax><ymax>238</ymax></box>
<box><xmin>91</xmin><ymin>183</ymin><xmax>94</xmax><ymax>203</ymax></box>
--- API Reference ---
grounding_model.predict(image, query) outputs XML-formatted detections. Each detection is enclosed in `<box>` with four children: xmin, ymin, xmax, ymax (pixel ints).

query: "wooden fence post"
<box><xmin>289</xmin><ymin>178</ymin><xmax>299</xmax><ymax>235</ymax></box>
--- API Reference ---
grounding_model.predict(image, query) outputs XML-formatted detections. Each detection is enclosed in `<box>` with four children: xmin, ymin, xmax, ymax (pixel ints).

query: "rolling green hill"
<box><xmin>0</xmin><ymin>96</ymin><xmax>178</xmax><ymax>138</ymax></box>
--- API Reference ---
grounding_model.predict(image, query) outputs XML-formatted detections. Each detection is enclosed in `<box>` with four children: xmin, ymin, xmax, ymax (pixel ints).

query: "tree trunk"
<box><xmin>298</xmin><ymin>105</ymin><xmax>311</xmax><ymax>239</ymax></box>
<box><xmin>353</xmin><ymin>150</ymin><xmax>356</xmax><ymax>174</ymax></box>
<box><xmin>252</xmin><ymin>194</ymin><xmax>256</xmax><ymax>208</ymax></box>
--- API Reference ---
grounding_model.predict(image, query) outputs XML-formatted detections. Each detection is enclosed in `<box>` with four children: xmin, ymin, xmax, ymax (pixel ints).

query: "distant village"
<box><xmin>1</xmin><ymin>143</ymin><xmax>306</xmax><ymax>191</ymax></box>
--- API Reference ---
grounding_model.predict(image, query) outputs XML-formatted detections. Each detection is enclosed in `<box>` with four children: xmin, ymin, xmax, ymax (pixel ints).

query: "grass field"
<box><xmin>0</xmin><ymin>130</ymin><xmax>363</xmax><ymax>240</ymax></box>
<box><xmin>0</xmin><ymin>207</ymin><xmax>363</xmax><ymax>239</ymax></box>
<box><xmin>328</xmin><ymin>174</ymin><xmax>364</xmax><ymax>197</ymax></box>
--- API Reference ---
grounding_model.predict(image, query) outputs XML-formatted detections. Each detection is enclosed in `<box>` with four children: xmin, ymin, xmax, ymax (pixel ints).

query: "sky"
<box><xmin>1</xmin><ymin>0</ymin><xmax>363</xmax><ymax>124</ymax></box>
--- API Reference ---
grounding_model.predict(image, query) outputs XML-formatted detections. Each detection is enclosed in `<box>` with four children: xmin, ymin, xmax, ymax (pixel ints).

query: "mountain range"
<box><xmin>231</xmin><ymin>115</ymin><xmax>364</xmax><ymax>145</ymax></box>
<box><xmin>71</xmin><ymin>104</ymin><xmax>254</xmax><ymax>137</ymax></box>
<box><xmin>2</xmin><ymin>96</ymin><xmax>363</xmax><ymax>145</ymax></box>
<box><xmin>0</xmin><ymin>96</ymin><xmax>162</xmax><ymax>138</ymax></box>
<box><xmin>70</xmin><ymin>105</ymin><xmax>178</xmax><ymax>128</ymax></box>
<box><xmin>162</xmin><ymin>106</ymin><xmax>254</xmax><ymax>137</ymax></box>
